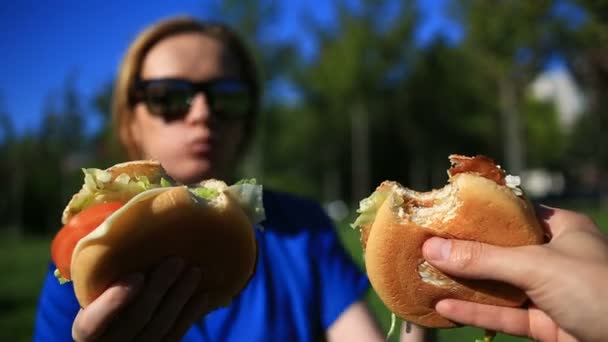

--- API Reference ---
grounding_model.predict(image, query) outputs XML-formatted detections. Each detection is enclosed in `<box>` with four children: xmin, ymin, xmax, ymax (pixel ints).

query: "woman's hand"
<box><xmin>71</xmin><ymin>257</ymin><xmax>209</xmax><ymax>342</ymax></box>
<box><xmin>422</xmin><ymin>206</ymin><xmax>608</xmax><ymax>342</ymax></box>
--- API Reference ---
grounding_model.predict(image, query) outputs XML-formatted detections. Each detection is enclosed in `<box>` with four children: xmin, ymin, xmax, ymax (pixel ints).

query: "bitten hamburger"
<box><xmin>51</xmin><ymin>160</ymin><xmax>264</xmax><ymax>312</ymax></box>
<box><xmin>352</xmin><ymin>154</ymin><xmax>544</xmax><ymax>328</ymax></box>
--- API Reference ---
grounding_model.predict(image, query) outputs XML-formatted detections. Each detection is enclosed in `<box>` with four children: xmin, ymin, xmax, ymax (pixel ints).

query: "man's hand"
<box><xmin>422</xmin><ymin>206</ymin><xmax>608</xmax><ymax>342</ymax></box>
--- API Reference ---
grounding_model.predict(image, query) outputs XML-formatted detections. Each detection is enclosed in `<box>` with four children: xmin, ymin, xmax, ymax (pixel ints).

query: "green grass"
<box><xmin>0</xmin><ymin>233</ymin><xmax>52</xmax><ymax>342</ymax></box>
<box><xmin>336</xmin><ymin>201</ymin><xmax>608</xmax><ymax>342</ymax></box>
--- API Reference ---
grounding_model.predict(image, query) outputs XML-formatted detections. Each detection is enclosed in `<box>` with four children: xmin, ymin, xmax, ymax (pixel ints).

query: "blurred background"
<box><xmin>1</xmin><ymin>0</ymin><xmax>607</xmax><ymax>341</ymax></box>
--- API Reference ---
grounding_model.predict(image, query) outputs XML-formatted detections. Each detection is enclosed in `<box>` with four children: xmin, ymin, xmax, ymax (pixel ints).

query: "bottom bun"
<box><xmin>70</xmin><ymin>186</ymin><xmax>257</xmax><ymax>312</ymax></box>
<box><xmin>363</xmin><ymin>174</ymin><xmax>544</xmax><ymax>327</ymax></box>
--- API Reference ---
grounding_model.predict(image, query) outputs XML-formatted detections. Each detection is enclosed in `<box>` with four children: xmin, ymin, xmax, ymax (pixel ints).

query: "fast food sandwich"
<box><xmin>352</xmin><ymin>155</ymin><xmax>544</xmax><ymax>328</ymax></box>
<box><xmin>51</xmin><ymin>160</ymin><xmax>264</xmax><ymax>313</ymax></box>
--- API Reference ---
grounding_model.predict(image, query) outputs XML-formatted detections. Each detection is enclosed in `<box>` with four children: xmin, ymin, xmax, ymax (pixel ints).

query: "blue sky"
<box><xmin>0</xmin><ymin>0</ymin><xmax>459</xmax><ymax>136</ymax></box>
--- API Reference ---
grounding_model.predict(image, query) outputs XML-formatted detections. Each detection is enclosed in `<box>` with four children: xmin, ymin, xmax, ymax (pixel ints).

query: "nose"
<box><xmin>184</xmin><ymin>92</ymin><xmax>211</xmax><ymax>124</ymax></box>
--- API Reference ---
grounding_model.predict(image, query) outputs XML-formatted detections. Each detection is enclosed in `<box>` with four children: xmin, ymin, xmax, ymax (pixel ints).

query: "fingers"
<box><xmin>73</xmin><ymin>258</ymin><xmax>209</xmax><ymax>342</ymax></box>
<box><xmin>422</xmin><ymin>237</ymin><xmax>549</xmax><ymax>291</ymax></box>
<box><xmin>72</xmin><ymin>273</ymin><xmax>144</xmax><ymax>342</ymax></box>
<box><xmin>103</xmin><ymin>257</ymin><xmax>185</xmax><ymax>341</ymax></box>
<box><xmin>163</xmin><ymin>292</ymin><xmax>210</xmax><ymax>342</ymax></box>
<box><xmin>435</xmin><ymin>299</ymin><xmax>559</xmax><ymax>342</ymax></box>
<box><xmin>536</xmin><ymin>205</ymin><xmax>600</xmax><ymax>238</ymax></box>
<box><xmin>135</xmin><ymin>267</ymin><xmax>202</xmax><ymax>342</ymax></box>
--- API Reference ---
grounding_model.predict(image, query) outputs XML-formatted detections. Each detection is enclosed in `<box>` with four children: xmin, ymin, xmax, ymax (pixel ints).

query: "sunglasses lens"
<box><xmin>137</xmin><ymin>79</ymin><xmax>252</xmax><ymax>121</ymax></box>
<box><xmin>143</xmin><ymin>81</ymin><xmax>193</xmax><ymax>120</ymax></box>
<box><xmin>208</xmin><ymin>81</ymin><xmax>252</xmax><ymax>120</ymax></box>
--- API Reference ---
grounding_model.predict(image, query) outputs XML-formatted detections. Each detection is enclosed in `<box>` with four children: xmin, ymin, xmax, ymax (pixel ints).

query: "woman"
<box><xmin>34</xmin><ymin>16</ymin><xmax>425</xmax><ymax>342</ymax></box>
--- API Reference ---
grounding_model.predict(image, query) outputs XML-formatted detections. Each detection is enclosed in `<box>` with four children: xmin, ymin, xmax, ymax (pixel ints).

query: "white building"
<box><xmin>530</xmin><ymin>67</ymin><xmax>586</xmax><ymax>131</ymax></box>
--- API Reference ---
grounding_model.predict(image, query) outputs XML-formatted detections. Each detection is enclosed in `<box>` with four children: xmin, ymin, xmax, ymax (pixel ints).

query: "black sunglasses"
<box><xmin>131</xmin><ymin>78</ymin><xmax>253</xmax><ymax>121</ymax></box>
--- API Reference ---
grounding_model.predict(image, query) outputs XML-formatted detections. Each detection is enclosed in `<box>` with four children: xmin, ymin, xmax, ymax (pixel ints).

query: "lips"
<box><xmin>188</xmin><ymin>136</ymin><xmax>214</xmax><ymax>157</ymax></box>
<box><xmin>190</xmin><ymin>141</ymin><xmax>210</xmax><ymax>154</ymax></box>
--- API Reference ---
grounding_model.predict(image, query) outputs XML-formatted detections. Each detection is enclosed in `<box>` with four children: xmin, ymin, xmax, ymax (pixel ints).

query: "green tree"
<box><xmin>5</xmin><ymin>77</ymin><xmax>92</xmax><ymax>234</ymax></box>
<box><xmin>91</xmin><ymin>82</ymin><xmax>125</xmax><ymax>165</ymax></box>
<box><xmin>521</xmin><ymin>97</ymin><xmax>566</xmax><ymax>168</ymax></box>
<box><xmin>453</xmin><ymin>0</ymin><xmax>571</xmax><ymax>173</ymax></box>
<box><xmin>561</xmin><ymin>0</ymin><xmax>608</xmax><ymax>204</ymax></box>
<box><xmin>0</xmin><ymin>101</ymin><xmax>23</xmax><ymax>235</ymax></box>
<box><xmin>287</xmin><ymin>0</ymin><xmax>419</xmax><ymax>203</ymax></box>
<box><xmin>217</xmin><ymin>0</ymin><xmax>300</xmax><ymax>184</ymax></box>
<box><xmin>392</xmin><ymin>38</ymin><xmax>498</xmax><ymax>190</ymax></box>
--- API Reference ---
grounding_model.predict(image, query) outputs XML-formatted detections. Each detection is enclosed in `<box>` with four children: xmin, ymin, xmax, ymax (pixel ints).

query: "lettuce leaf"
<box><xmin>190</xmin><ymin>187</ymin><xmax>220</xmax><ymax>200</ymax></box>
<box><xmin>225</xmin><ymin>181</ymin><xmax>265</xmax><ymax>225</ymax></box>
<box><xmin>53</xmin><ymin>269</ymin><xmax>70</xmax><ymax>284</ymax></box>
<box><xmin>69</xmin><ymin>169</ymin><xmax>174</xmax><ymax>213</ymax></box>
<box><xmin>187</xmin><ymin>179</ymin><xmax>265</xmax><ymax>226</ymax></box>
<box><xmin>160</xmin><ymin>177</ymin><xmax>172</xmax><ymax>187</ymax></box>
<box><xmin>234</xmin><ymin>178</ymin><xmax>257</xmax><ymax>185</ymax></box>
<box><xmin>351</xmin><ymin>187</ymin><xmax>392</xmax><ymax>229</ymax></box>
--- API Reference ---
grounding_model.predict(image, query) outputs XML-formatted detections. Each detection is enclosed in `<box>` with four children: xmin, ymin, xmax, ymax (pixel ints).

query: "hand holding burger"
<box><xmin>423</xmin><ymin>206</ymin><xmax>608</xmax><ymax>342</ymax></box>
<box><xmin>50</xmin><ymin>160</ymin><xmax>264</xmax><ymax>341</ymax></box>
<box><xmin>352</xmin><ymin>155</ymin><xmax>545</xmax><ymax>332</ymax></box>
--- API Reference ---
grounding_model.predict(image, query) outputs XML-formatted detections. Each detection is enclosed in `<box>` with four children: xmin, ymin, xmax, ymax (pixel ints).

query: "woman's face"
<box><xmin>130</xmin><ymin>32</ymin><xmax>246</xmax><ymax>184</ymax></box>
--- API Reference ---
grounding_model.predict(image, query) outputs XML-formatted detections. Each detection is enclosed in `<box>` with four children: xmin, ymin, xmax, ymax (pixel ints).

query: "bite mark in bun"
<box><xmin>352</xmin><ymin>155</ymin><xmax>544</xmax><ymax>328</ymax></box>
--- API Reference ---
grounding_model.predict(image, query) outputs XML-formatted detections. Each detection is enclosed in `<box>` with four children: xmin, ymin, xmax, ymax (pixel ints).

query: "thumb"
<box><xmin>422</xmin><ymin>237</ymin><xmax>545</xmax><ymax>291</ymax></box>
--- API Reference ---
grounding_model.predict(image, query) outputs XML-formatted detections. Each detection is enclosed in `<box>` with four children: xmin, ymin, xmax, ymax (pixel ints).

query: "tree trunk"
<box><xmin>12</xmin><ymin>148</ymin><xmax>24</xmax><ymax>238</ymax></box>
<box><xmin>351</xmin><ymin>103</ymin><xmax>370</xmax><ymax>205</ymax></box>
<box><xmin>498</xmin><ymin>75</ymin><xmax>525</xmax><ymax>174</ymax></box>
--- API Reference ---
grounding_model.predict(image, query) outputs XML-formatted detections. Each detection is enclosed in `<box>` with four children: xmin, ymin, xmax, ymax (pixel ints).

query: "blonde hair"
<box><xmin>112</xmin><ymin>16</ymin><xmax>261</xmax><ymax>159</ymax></box>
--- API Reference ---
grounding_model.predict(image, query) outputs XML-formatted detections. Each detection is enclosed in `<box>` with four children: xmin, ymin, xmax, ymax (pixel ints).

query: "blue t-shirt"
<box><xmin>34</xmin><ymin>190</ymin><xmax>369</xmax><ymax>341</ymax></box>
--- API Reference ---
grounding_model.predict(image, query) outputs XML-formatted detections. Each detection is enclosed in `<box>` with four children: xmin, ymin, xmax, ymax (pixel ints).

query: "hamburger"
<box><xmin>51</xmin><ymin>160</ymin><xmax>264</xmax><ymax>312</ymax></box>
<box><xmin>352</xmin><ymin>154</ymin><xmax>544</xmax><ymax>328</ymax></box>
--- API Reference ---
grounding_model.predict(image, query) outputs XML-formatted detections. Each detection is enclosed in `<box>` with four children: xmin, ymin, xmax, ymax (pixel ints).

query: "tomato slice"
<box><xmin>51</xmin><ymin>202</ymin><xmax>124</xmax><ymax>280</ymax></box>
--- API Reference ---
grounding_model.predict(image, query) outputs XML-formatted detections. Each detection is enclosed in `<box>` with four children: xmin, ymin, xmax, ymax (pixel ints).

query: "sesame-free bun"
<box><xmin>60</xmin><ymin>160</ymin><xmax>258</xmax><ymax>312</ymax></box>
<box><xmin>360</xmin><ymin>157</ymin><xmax>544</xmax><ymax>328</ymax></box>
<box><xmin>71</xmin><ymin>185</ymin><xmax>257</xmax><ymax>311</ymax></box>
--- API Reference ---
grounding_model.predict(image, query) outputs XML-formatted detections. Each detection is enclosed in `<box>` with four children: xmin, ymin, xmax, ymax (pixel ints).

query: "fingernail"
<box><xmin>423</xmin><ymin>237</ymin><xmax>451</xmax><ymax>261</ymax></box>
